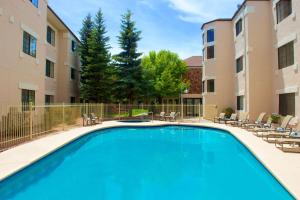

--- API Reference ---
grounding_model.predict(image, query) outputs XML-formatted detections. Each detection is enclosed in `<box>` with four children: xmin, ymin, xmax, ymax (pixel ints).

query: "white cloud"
<box><xmin>138</xmin><ymin>0</ymin><xmax>155</xmax><ymax>9</ymax></box>
<box><xmin>166</xmin><ymin>0</ymin><xmax>242</xmax><ymax>23</ymax></box>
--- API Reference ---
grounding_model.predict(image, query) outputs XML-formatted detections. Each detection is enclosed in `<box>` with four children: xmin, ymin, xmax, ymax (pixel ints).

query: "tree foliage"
<box><xmin>141</xmin><ymin>50</ymin><xmax>189</xmax><ymax>101</ymax></box>
<box><xmin>113</xmin><ymin>10</ymin><xmax>142</xmax><ymax>103</ymax></box>
<box><xmin>80</xmin><ymin>9</ymin><xmax>112</xmax><ymax>102</ymax></box>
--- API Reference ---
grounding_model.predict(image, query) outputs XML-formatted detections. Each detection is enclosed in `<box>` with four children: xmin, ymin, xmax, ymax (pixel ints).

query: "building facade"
<box><xmin>0</xmin><ymin>0</ymin><xmax>80</xmax><ymax>106</ymax></box>
<box><xmin>202</xmin><ymin>0</ymin><xmax>300</xmax><ymax>119</ymax></box>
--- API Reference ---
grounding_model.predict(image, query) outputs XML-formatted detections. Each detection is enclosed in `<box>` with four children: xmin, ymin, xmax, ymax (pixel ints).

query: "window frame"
<box><xmin>46</xmin><ymin>59</ymin><xmax>55</xmax><ymax>78</ymax></box>
<box><xmin>47</xmin><ymin>26</ymin><xmax>55</xmax><ymax>46</ymax></box>
<box><xmin>70</xmin><ymin>97</ymin><xmax>76</xmax><ymax>103</ymax></box>
<box><xmin>237</xmin><ymin>95</ymin><xmax>244</xmax><ymax>111</ymax></box>
<box><xmin>70</xmin><ymin>67</ymin><xmax>76</xmax><ymax>80</ymax></box>
<box><xmin>279</xmin><ymin>93</ymin><xmax>295</xmax><ymax>116</ymax></box>
<box><xmin>71</xmin><ymin>40</ymin><xmax>77</xmax><ymax>52</ymax></box>
<box><xmin>236</xmin><ymin>56</ymin><xmax>244</xmax><ymax>73</ymax></box>
<box><xmin>235</xmin><ymin>18</ymin><xmax>243</xmax><ymax>37</ymax></box>
<box><xmin>276</xmin><ymin>0</ymin><xmax>292</xmax><ymax>24</ymax></box>
<box><xmin>207</xmin><ymin>29</ymin><xmax>215</xmax><ymax>43</ymax></box>
<box><xmin>207</xmin><ymin>79</ymin><xmax>215</xmax><ymax>93</ymax></box>
<box><xmin>23</xmin><ymin>31</ymin><xmax>37</xmax><ymax>58</ymax></box>
<box><xmin>21</xmin><ymin>89</ymin><xmax>35</xmax><ymax>105</ymax></box>
<box><xmin>45</xmin><ymin>95</ymin><xmax>54</xmax><ymax>105</ymax></box>
<box><xmin>278</xmin><ymin>41</ymin><xmax>294</xmax><ymax>70</ymax></box>
<box><xmin>29</xmin><ymin>0</ymin><xmax>38</xmax><ymax>8</ymax></box>
<box><xmin>207</xmin><ymin>45</ymin><xmax>215</xmax><ymax>59</ymax></box>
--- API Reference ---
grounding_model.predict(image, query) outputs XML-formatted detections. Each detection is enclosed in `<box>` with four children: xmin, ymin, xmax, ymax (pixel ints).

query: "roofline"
<box><xmin>201</xmin><ymin>0</ymin><xmax>270</xmax><ymax>30</ymax></box>
<box><xmin>47</xmin><ymin>5</ymin><xmax>80</xmax><ymax>42</ymax></box>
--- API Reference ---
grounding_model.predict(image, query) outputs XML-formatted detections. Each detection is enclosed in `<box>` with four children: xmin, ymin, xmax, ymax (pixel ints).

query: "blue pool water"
<box><xmin>0</xmin><ymin>126</ymin><xmax>294</xmax><ymax>200</ymax></box>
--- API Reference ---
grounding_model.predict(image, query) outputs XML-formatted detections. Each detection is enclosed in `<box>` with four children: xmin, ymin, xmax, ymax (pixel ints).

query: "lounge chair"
<box><xmin>221</xmin><ymin>113</ymin><xmax>237</xmax><ymax>125</ymax></box>
<box><xmin>214</xmin><ymin>113</ymin><xmax>226</xmax><ymax>123</ymax></box>
<box><xmin>252</xmin><ymin>117</ymin><xmax>273</xmax><ymax>134</ymax></box>
<box><xmin>231</xmin><ymin>112</ymin><xmax>249</xmax><ymax>127</ymax></box>
<box><xmin>244</xmin><ymin>112</ymin><xmax>266</xmax><ymax>130</ymax></box>
<box><xmin>260</xmin><ymin>115</ymin><xmax>294</xmax><ymax>141</ymax></box>
<box><xmin>275</xmin><ymin>138</ymin><xmax>300</xmax><ymax>153</ymax></box>
<box><xmin>165</xmin><ymin>112</ymin><xmax>179</xmax><ymax>121</ymax></box>
<box><xmin>158</xmin><ymin>112</ymin><xmax>166</xmax><ymax>121</ymax></box>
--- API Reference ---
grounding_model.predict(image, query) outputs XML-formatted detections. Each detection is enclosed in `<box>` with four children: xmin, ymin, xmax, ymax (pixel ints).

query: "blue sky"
<box><xmin>49</xmin><ymin>0</ymin><xmax>242</xmax><ymax>59</ymax></box>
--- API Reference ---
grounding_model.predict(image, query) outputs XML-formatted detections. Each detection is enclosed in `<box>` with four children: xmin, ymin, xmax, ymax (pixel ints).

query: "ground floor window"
<box><xmin>70</xmin><ymin>97</ymin><xmax>76</xmax><ymax>103</ymax></box>
<box><xmin>183</xmin><ymin>98</ymin><xmax>202</xmax><ymax>117</ymax></box>
<box><xmin>279</xmin><ymin>93</ymin><xmax>295</xmax><ymax>116</ymax></box>
<box><xmin>45</xmin><ymin>95</ymin><xmax>54</xmax><ymax>104</ymax></box>
<box><xmin>21</xmin><ymin>89</ymin><xmax>35</xmax><ymax>105</ymax></box>
<box><xmin>237</xmin><ymin>95</ymin><xmax>244</xmax><ymax>111</ymax></box>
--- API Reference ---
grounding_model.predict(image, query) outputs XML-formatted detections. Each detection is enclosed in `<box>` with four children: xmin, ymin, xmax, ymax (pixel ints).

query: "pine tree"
<box><xmin>79</xmin><ymin>14</ymin><xmax>94</xmax><ymax>86</ymax></box>
<box><xmin>81</xmin><ymin>9</ymin><xmax>111</xmax><ymax>102</ymax></box>
<box><xmin>113</xmin><ymin>10</ymin><xmax>142</xmax><ymax>104</ymax></box>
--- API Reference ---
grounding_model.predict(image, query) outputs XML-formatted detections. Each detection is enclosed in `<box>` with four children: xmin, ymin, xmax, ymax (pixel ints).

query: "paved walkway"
<box><xmin>0</xmin><ymin>120</ymin><xmax>299</xmax><ymax>198</ymax></box>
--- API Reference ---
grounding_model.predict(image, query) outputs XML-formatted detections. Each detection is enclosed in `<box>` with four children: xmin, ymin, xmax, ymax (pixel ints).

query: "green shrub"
<box><xmin>223</xmin><ymin>107</ymin><xmax>234</xmax><ymax>118</ymax></box>
<box><xmin>270</xmin><ymin>114</ymin><xmax>281</xmax><ymax>124</ymax></box>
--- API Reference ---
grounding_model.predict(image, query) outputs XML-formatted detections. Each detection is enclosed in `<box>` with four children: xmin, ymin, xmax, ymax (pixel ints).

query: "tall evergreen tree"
<box><xmin>79</xmin><ymin>14</ymin><xmax>94</xmax><ymax>86</ymax></box>
<box><xmin>81</xmin><ymin>9</ymin><xmax>112</xmax><ymax>102</ymax></box>
<box><xmin>113</xmin><ymin>10</ymin><xmax>142</xmax><ymax>104</ymax></box>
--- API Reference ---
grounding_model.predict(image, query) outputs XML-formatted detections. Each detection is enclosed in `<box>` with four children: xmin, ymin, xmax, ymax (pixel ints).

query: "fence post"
<box><xmin>29</xmin><ymin>102</ymin><xmax>33</xmax><ymax>140</ymax></box>
<box><xmin>199</xmin><ymin>102</ymin><xmax>201</xmax><ymax>122</ymax></box>
<box><xmin>101</xmin><ymin>103</ymin><xmax>104</xmax><ymax>121</ymax></box>
<box><xmin>62</xmin><ymin>102</ymin><xmax>65</xmax><ymax>131</ymax></box>
<box><xmin>118</xmin><ymin>103</ymin><xmax>121</xmax><ymax>120</ymax></box>
<box><xmin>181</xmin><ymin>102</ymin><xmax>184</xmax><ymax>121</ymax></box>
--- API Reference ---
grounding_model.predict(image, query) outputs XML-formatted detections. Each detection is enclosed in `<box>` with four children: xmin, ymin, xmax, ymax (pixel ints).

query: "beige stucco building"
<box><xmin>202</xmin><ymin>0</ymin><xmax>300</xmax><ymax>119</ymax></box>
<box><xmin>0</xmin><ymin>0</ymin><xmax>80</xmax><ymax>106</ymax></box>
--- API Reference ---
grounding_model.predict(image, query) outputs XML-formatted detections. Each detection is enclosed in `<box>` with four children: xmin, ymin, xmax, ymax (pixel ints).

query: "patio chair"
<box><xmin>158</xmin><ymin>112</ymin><xmax>166</xmax><ymax>121</ymax></box>
<box><xmin>231</xmin><ymin>112</ymin><xmax>249</xmax><ymax>127</ymax></box>
<box><xmin>83</xmin><ymin>114</ymin><xmax>93</xmax><ymax>126</ymax></box>
<box><xmin>91</xmin><ymin>113</ymin><xmax>100</xmax><ymax>124</ymax></box>
<box><xmin>244</xmin><ymin>112</ymin><xmax>267</xmax><ymax>130</ymax></box>
<box><xmin>214</xmin><ymin>113</ymin><xmax>226</xmax><ymax>123</ymax></box>
<box><xmin>275</xmin><ymin>124</ymin><xmax>300</xmax><ymax>153</ymax></box>
<box><xmin>165</xmin><ymin>112</ymin><xmax>179</xmax><ymax>122</ymax></box>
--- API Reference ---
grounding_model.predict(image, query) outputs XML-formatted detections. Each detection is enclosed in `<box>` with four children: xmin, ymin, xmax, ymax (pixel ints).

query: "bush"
<box><xmin>270</xmin><ymin>114</ymin><xmax>281</xmax><ymax>124</ymax></box>
<box><xmin>223</xmin><ymin>107</ymin><xmax>234</xmax><ymax>118</ymax></box>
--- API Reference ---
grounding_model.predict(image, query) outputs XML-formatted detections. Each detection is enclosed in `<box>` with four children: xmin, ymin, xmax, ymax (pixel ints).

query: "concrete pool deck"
<box><xmin>0</xmin><ymin>120</ymin><xmax>299</xmax><ymax>198</ymax></box>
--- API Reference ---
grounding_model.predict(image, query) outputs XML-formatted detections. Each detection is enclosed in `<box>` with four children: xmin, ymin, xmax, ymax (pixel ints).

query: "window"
<box><xmin>207</xmin><ymin>79</ymin><xmax>215</xmax><ymax>93</ymax></box>
<box><xmin>22</xmin><ymin>89</ymin><xmax>35</xmax><ymax>105</ymax></box>
<box><xmin>23</xmin><ymin>31</ymin><xmax>37</xmax><ymax>58</ymax></box>
<box><xmin>71</xmin><ymin>40</ymin><xmax>77</xmax><ymax>52</ymax></box>
<box><xmin>276</xmin><ymin>0</ymin><xmax>292</xmax><ymax>23</ymax></box>
<box><xmin>45</xmin><ymin>95</ymin><xmax>54</xmax><ymax>104</ymax></box>
<box><xmin>237</xmin><ymin>96</ymin><xmax>244</xmax><ymax>111</ymax></box>
<box><xmin>279</xmin><ymin>93</ymin><xmax>295</xmax><ymax>116</ymax></box>
<box><xmin>278</xmin><ymin>41</ymin><xmax>294</xmax><ymax>69</ymax></box>
<box><xmin>202</xmin><ymin>81</ymin><xmax>205</xmax><ymax>93</ymax></box>
<box><xmin>70</xmin><ymin>97</ymin><xmax>76</xmax><ymax>103</ymax></box>
<box><xmin>207</xmin><ymin>46</ymin><xmax>214</xmax><ymax>59</ymax></box>
<box><xmin>46</xmin><ymin>60</ymin><xmax>54</xmax><ymax>78</ymax></box>
<box><xmin>202</xmin><ymin>33</ymin><xmax>205</xmax><ymax>45</ymax></box>
<box><xmin>236</xmin><ymin>56</ymin><xmax>243</xmax><ymax>73</ymax></box>
<box><xmin>71</xmin><ymin>68</ymin><xmax>76</xmax><ymax>80</ymax></box>
<box><xmin>47</xmin><ymin>26</ymin><xmax>55</xmax><ymax>46</ymax></box>
<box><xmin>207</xmin><ymin>29</ymin><xmax>215</xmax><ymax>43</ymax></box>
<box><xmin>29</xmin><ymin>0</ymin><xmax>38</xmax><ymax>8</ymax></box>
<box><xmin>235</xmin><ymin>19</ymin><xmax>243</xmax><ymax>36</ymax></box>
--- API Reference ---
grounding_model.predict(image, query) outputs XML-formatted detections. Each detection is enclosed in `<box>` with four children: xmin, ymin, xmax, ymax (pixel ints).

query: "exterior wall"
<box><xmin>184</xmin><ymin>67</ymin><xmax>202</xmax><ymax>98</ymax></box>
<box><xmin>271</xmin><ymin>0</ymin><xmax>300</xmax><ymax>117</ymax></box>
<box><xmin>0</xmin><ymin>0</ymin><xmax>47</xmax><ymax>105</ymax></box>
<box><xmin>0</xmin><ymin>0</ymin><xmax>80</xmax><ymax>105</ymax></box>
<box><xmin>233</xmin><ymin>1</ymin><xmax>274</xmax><ymax>119</ymax></box>
<box><xmin>202</xmin><ymin>21</ymin><xmax>235</xmax><ymax>112</ymax></box>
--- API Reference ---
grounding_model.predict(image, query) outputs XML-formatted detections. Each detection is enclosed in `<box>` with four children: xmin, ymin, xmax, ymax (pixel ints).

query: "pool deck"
<box><xmin>0</xmin><ymin>120</ymin><xmax>299</xmax><ymax>198</ymax></box>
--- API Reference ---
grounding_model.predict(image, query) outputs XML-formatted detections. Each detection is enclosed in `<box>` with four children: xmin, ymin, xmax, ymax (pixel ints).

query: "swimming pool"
<box><xmin>0</xmin><ymin>126</ymin><xmax>294</xmax><ymax>199</ymax></box>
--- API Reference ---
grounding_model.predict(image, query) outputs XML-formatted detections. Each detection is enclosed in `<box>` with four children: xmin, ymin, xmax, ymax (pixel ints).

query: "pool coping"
<box><xmin>0</xmin><ymin>121</ymin><xmax>299</xmax><ymax>198</ymax></box>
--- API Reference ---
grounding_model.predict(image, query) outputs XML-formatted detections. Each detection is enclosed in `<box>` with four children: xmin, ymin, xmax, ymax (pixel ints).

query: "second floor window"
<box><xmin>276</xmin><ymin>0</ymin><xmax>292</xmax><ymax>23</ymax></box>
<box><xmin>207</xmin><ymin>29</ymin><xmax>215</xmax><ymax>43</ymax></box>
<box><xmin>23</xmin><ymin>31</ymin><xmax>37</xmax><ymax>58</ymax></box>
<box><xmin>71</xmin><ymin>68</ymin><xmax>76</xmax><ymax>80</ymax></box>
<box><xmin>46</xmin><ymin>60</ymin><xmax>54</xmax><ymax>78</ymax></box>
<box><xmin>207</xmin><ymin>46</ymin><xmax>215</xmax><ymax>59</ymax></box>
<box><xmin>71</xmin><ymin>40</ymin><xmax>77</xmax><ymax>52</ymax></box>
<box><xmin>207</xmin><ymin>79</ymin><xmax>215</xmax><ymax>93</ymax></box>
<box><xmin>237</xmin><ymin>96</ymin><xmax>244</xmax><ymax>111</ymax></box>
<box><xmin>236</xmin><ymin>56</ymin><xmax>243</xmax><ymax>73</ymax></box>
<box><xmin>278</xmin><ymin>41</ymin><xmax>294</xmax><ymax>69</ymax></box>
<box><xmin>29</xmin><ymin>0</ymin><xmax>38</xmax><ymax>8</ymax></box>
<box><xmin>235</xmin><ymin>19</ymin><xmax>243</xmax><ymax>36</ymax></box>
<box><xmin>47</xmin><ymin>26</ymin><xmax>55</xmax><ymax>46</ymax></box>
